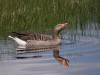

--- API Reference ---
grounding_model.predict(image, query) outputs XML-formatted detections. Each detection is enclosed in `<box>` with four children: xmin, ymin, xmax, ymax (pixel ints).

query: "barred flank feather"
<box><xmin>12</xmin><ymin>32</ymin><xmax>51</xmax><ymax>41</ymax></box>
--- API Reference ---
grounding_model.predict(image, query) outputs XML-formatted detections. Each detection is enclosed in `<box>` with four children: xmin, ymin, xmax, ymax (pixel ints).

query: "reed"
<box><xmin>0</xmin><ymin>0</ymin><xmax>99</xmax><ymax>39</ymax></box>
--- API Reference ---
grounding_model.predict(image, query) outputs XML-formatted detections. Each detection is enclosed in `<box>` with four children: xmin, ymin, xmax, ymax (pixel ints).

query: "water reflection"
<box><xmin>16</xmin><ymin>45</ymin><xmax>69</xmax><ymax>67</ymax></box>
<box><xmin>16</xmin><ymin>45</ymin><xmax>56</xmax><ymax>53</ymax></box>
<box><xmin>53</xmin><ymin>50</ymin><xmax>69</xmax><ymax>67</ymax></box>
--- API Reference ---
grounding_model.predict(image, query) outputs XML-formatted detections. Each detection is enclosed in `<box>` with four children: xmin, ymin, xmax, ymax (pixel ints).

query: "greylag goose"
<box><xmin>8</xmin><ymin>23</ymin><xmax>68</xmax><ymax>47</ymax></box>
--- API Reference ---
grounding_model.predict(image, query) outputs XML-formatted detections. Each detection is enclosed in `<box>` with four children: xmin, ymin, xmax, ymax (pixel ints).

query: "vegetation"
<box><xmin>0</xmin><ymin>0</ymin><xmax>100</xmax><ymax>38</ymax></box>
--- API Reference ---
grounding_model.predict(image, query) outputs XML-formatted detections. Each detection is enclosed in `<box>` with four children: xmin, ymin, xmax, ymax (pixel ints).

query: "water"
<box><xmin>0</xmin><ymin>0</ymin><xmax>100</xmax><ymax>75</ymax></box>
<box><xmin>0</xmin><ymin>27</ymin><xmax>100</xmax><ymax>75</ymax></box>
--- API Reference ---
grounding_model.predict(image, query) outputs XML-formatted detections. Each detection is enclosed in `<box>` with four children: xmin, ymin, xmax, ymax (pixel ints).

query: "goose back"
<box><xmin>12</xmin><ymin>32</ymin><xmax>51</xmax><ymax>41</ymax></box>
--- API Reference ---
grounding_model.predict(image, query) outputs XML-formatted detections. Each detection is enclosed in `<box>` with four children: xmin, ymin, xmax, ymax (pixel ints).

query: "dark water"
<box><xmin>0</xmin><ymin>0</ymin><xmax>100</xmax><ymax>75</ymax></box>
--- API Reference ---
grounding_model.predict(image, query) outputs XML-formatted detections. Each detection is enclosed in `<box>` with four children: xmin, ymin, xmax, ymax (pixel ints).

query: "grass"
<box><xmin>0</xmin><ymin>0</ymin><xmax>100</xmax><ymax>38</ymax></box>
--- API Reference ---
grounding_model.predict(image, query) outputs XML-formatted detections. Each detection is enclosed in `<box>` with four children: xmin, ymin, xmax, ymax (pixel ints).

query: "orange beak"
<box><xmin>61</xmin><ymin>23</ymin><xmax>69</xmax><ymax>28</ymax></box>
<box><xmin>62</xmin><ymin>59</ymin><xmax>69</xmax><ymax>67</ymax></box>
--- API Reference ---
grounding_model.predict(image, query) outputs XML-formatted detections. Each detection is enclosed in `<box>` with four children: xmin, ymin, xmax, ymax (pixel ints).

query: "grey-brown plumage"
<box><xmin>9</xmin><ymin>23</ymin><xmax>68</xmax><ymax>46</ymax></box>
<box><xmin>12</xmin><ymin>32</ymin><xmax>51</xmax><ymax>41</ymax></box>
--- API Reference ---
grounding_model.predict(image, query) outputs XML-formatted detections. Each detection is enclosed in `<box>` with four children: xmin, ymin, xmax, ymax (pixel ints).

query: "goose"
<box><xmin>8</xmin><ymin>23</ymin><xmax>68</xmax><ymax>47</ymax></box>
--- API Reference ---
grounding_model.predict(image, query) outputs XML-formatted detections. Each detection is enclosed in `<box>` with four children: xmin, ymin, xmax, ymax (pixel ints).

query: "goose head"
<box><xmin>54</xmin><ymin>23</ymin><xmax>68</xmax><ymax>32</ymax></box>
<box><xmin>52</xmin><ymin>23</ymin><xmax>68</xmax><ymax>39</ymax></box>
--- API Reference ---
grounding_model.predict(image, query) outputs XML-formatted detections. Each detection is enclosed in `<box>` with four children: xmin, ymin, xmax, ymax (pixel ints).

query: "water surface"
<box><xmin>0</xmin><ymin>27</ymin><xmax>100</xmax><ymax>75</ymax></box>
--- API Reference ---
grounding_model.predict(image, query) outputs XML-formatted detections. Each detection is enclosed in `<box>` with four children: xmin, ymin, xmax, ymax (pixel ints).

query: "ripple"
<box><xmin>0</xmin><ymin>34</ymin><xmax>100</xmax><ymax>64</ymax></box>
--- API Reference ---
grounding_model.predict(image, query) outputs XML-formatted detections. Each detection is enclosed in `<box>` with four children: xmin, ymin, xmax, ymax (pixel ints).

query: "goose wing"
<box><xmin>12</xmin><ymin>32</ymin><xmax>51</xmax><ymax>41</ymax></box>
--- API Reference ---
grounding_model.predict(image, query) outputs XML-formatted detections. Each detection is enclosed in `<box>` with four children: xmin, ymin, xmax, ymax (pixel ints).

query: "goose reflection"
<box><xmin>53</xmin><ymin>46</ymin><xmax>69</xmax><ymax>67</ymax></box>
<box><xmin>16</xmin><ymin>45</ymin><xmax>69</xmax><ymax>67</ymax></box>
<box><xmin>53</xmin><ymin>50</ymin><xmax>69</xmax><ymax>67</ymax></box>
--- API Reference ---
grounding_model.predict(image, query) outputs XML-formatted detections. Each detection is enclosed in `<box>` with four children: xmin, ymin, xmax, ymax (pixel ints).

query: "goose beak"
<box><xmin>64</xmin><ymin>23</ymin><xmax>68</xmax><ymax>27</ymax></box>
<box><xmin>61</xmin><ymin>23</ymin><xmax>68</xmax><ymax>28</ymax></box>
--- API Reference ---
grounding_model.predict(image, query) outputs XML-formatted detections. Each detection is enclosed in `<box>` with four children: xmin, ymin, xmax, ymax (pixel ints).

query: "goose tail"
<box><xmin>8</xmin><ymin>35</ymin><xmax>14</xmax><ymax>39</ymax></box>
<box><xmin>8</xmin><ymin>35</ymin><xmax>26</xmax><ymax>45</ymax></box>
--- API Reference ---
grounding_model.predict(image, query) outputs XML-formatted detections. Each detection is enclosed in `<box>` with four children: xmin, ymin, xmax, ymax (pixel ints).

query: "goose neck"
<box><xmin>52</xmin><ymin>30</ymin><xmax>59</xmax><ymax>39</ymax></box>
